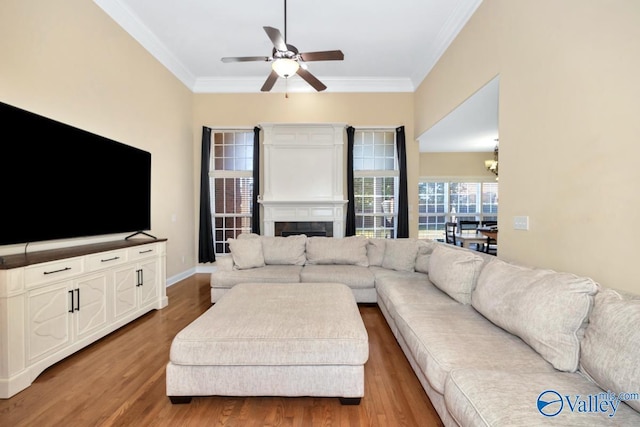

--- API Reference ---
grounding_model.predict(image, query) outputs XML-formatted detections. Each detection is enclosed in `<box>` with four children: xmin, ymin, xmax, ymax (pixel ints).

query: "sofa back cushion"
<box><xmin>261</xmin><ymin>235</ymin><xmax>307</xmax><ymax>265</ymax></box>
<box><xmin>382</xmin><ymin>239</ymin><xmax>420</xmax><ymax>272</ymax></box>
<box><xmin>305</xmin><ymin>236</ymin><xmax>369</xmax><ymax>266</ymax></box>
<box><xmin>472</xmin><ymin>258</ymin><xmax>599</xmax><ymax>372</ymax></box>
<box><xmin>428</xmin><ymin>245</ymin><xmax>484</xmax><ymax>304</ymax></box>
<box><xmin>227</xmin><ymin>237</ymin><xmax>265</xmax><ymax>270</ymax></box>
<box><xmin>579</xmin><ymin>288</ymin><xmax>640</xmax><ymax>412</ymax></box>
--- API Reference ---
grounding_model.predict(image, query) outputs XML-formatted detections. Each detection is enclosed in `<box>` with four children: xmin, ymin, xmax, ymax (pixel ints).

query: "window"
<box><xmin>418</xmin><ymin>180</ymin><xmax>498</xmax><ymax>241</ymax></box>
<box><xmin>353</xmin><ymin>130</ymin><xmax>398</xmax><ymax>238</ymax></box>
<box><xmin>209</xmin><ymin>130</ymin><xmax>254</xmax><ymax>253</ymax></box>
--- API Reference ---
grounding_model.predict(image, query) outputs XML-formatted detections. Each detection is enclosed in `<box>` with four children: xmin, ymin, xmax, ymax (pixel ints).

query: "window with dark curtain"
<box><xmin>345</xmin><ymin>126</ymin><xmax>356</xmax><ymax>236</ymax></box>
<box><xmin>198</xmin><ymin>126</ymin><xmax>215</xmax><ymax>262</ymax></box>
<box><xmin>251</xmin><ymin>126</ymin><xmax>261</xmax><ymax>234</ymax></box>
<box><xmin>396</xmin><ymin>126</ymin><xmax>409</xmax><ymax>238</ymax></box>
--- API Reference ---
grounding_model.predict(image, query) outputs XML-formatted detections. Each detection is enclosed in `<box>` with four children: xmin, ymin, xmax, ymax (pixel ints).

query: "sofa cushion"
<box><xmin>261</xmin><ymin>235</ymin><xmax>307</xmax><ymax>265</ymax></box>
<box><xmin>375</xmin><ymin>272</ymin><xmax>457</xmax><ymax>320</ymax></box>
<box><xmin>472</xmin><ymin>259</ymin><xmax>599</xmax><ymax>372</ymax></box>
<box><xmin>210</xmin><ymin>265</ymin><xmax>302</xmax><ymax>289</ymax></box>
<box><xmin>394</xmin><ymin>304</ymin><xmax>555</xmax><ymax>395</ymax></box>
<box><xmin>445</xmin><ymin>369</ymin><xmax>640</xmax><ymax>426</ymax></box>
<box><xmin>580</xmin><ymin>288</ymin><xmax>640</xmax><ymax>412</ymax></box>
<box><xmin>381</xmin><ymin>238</ymin><xmax>420</xmax><ymax>272</ymax></box>
<box><xmin>366</xmin><ymin>238</ymin><xmax>387</xmax><ymax>266</ymax></box>
<box><xmin>228</xmin><ymin>237</ymin><xmax>265</xmax><ymax>270</ymax></box>
<box><xmin>427</xmin><ymin>245</ymin><xmax>484</xmax><ymax>304</ymax></box>
<box><xmin>300</xmin><ymin>264</ymin><xmax>374</xmax><ymax>290</ymax></box>
<box><xmin>305</xmin><ymin>236</ymin><xmax>369</xmax><ymax>267</ymax></box>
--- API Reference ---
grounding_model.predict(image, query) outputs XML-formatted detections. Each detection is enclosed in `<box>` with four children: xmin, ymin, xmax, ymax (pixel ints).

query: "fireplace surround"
<box><xmin>275</xmin><ymin>221</ymin><xmax>334</xmax><ymax>237</ymax></box>
<box><xmin>259</xmin><ymin>123</ymin><xmax>347</xmax><ymax>238</ymax></box>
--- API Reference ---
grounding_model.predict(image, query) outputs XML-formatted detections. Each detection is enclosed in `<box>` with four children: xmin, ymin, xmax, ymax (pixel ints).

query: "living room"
<box><xmin>1</xmin><ymin>0</ymin><xmax>638</xmax><ymax>425</ymax></box>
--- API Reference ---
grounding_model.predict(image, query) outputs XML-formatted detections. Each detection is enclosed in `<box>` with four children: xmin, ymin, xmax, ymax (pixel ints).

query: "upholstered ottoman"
<box><xmin>166</xmin><ymin>282</ymin><xmax>369</xmax><ymax>404</ymax></box>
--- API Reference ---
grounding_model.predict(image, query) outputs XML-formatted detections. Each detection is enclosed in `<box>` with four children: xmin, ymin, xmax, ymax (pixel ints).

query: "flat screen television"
<box><xmin>0</xmin><ymin>101</ymin><xmax>152</xmax><ymax>246</ymax></box>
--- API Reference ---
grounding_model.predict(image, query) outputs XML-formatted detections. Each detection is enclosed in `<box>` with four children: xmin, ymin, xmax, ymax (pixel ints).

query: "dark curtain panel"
<box><xmin>252</xmin><ymin>126</ymin><xmax>261</xmax><ymax>234</ymax></box>
<box><xmin>396</xmin><ymin>126</ymin><xmax>409</xmax><ymax>238</ymax></box>
<box><xmin>198</xmin><ymin>126</ymin><xmax>216</xmax><ymax>262</ymax></box>
<box><xmin>345</xmin><ymin>126</ymin><xmax>356</xmax><ymax>236</ymax></box>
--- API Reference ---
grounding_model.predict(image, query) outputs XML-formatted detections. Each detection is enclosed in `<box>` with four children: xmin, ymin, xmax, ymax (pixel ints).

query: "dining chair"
<box><xmin>458</xmin><ymin>220</ymin><xmax>481</xmax><ymax>250</ymax></box>
<box><xmin>484</xmin><ymin>238</ymin><xmax>497</xmax><ymax>255</ymax></box>
<box><xmin>458</xmin><ymin>220</ymin><xmax>480</xmax><ymax>233</ymax></box>
<box><xmin>445</xmin><ymin>222</ymin><xmax>458</xmax><ymax>246</ymax></box>
<box><xmin>480</xmin><ymin>221</ymin><xmax>498</xmax><ymax>254</ymax></box>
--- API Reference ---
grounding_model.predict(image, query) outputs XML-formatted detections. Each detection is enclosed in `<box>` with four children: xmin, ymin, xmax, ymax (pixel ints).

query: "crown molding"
<box><xmin>410</xmin><ymin>0</ymin><xmax>483</xmax><ymax>86</ymax></box>
<box><xmin>94</xmin><ymin>0</ymin><xmax>196</xmax><ymax>89</ymax></box>
<box><xmin>193</xmin><ymin>76</ymin><xmax>414</xmax><ymax>94</ymax></box>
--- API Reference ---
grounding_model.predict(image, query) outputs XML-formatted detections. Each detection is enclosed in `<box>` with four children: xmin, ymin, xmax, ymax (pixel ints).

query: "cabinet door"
<box><xmin>138</xmin><ymin>259</ymin><xmax>159</xmax><ymax>309</ymax></box>
<box><xmin>27</xmin><ymin>281</ymin><xmax>72</xmax><ymax>363</ymax></box>
<box><xmin>113</xmin><ymin>265</ymin><xmax>138</xmax><ymax>321</ymax></box>
<box><xmin>73</xmin><ymin>274</ymin><xmax>108</xmax><ymax>340</ymax></box>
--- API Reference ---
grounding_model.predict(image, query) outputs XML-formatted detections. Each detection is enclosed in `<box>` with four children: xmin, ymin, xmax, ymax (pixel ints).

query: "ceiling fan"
<box><xmin>221</xmin><ymin>0</ymin><xmax>344</xmax><ymax>92</ymax></box>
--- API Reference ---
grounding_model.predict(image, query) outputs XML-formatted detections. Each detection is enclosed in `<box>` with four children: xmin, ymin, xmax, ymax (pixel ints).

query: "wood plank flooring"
<box><xmin>0</xmin><ymin>274</ymin><xmax>443</xmax><ymax>427</ymax></box>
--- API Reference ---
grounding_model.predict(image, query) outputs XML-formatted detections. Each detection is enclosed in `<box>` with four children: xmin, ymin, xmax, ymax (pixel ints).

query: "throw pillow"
<box><xmin>366</xmin><ymin>238</ymin><xmax>387</xmax><ymax>267</ymax></box>
<box><xmin>382</xmin><ymin>238</ymin><xmax>420</xmax><ymax>272</ymax></box>
<box><xmin>305</xmin><ymin>236</ymin><xmax>369</xmax><ymax>266</ymax></box>
<box><xmin>414</xmin><ymin>240</ymin><xmax>436</xmax><ymax>274</ymax></box>
<box><xmin>472</xmin><ymin>258</ymin><xmax>599</xmax><ymax>372</ymax></box>
<box><xmin>427</xmin><ymin>245</ymin><xmax>484</xmax><ymax>304</ymax></box>
<box><xmin>579</xmin><ymin>288</ymin><xmax>640</xmax><ymax>411</ymax></box>
<box><xmin>227</xmin><ymin>237</ymin><xmax>265</xmax><ymax>270</ymax></box>
<box><xmin>261</xmin><ymin>235</ymin><xmax>307</xmax><ymax>265</ymax></box>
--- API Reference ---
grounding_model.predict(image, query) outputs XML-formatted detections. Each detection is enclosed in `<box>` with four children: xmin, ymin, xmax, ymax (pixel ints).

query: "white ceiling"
<box><xmin>93</xmin><ymin>0</ymin><xmax>496</xmax><ymax>152</ymax></box>
<box><xmin>418</xmin><ymin>76</ymin><xmax>499</xmax><ymax>152</ymax></box>
<box><xmin>94</xmin><ymin>0</ymin><xmax>483</xmax><ymax>93</ymax></box>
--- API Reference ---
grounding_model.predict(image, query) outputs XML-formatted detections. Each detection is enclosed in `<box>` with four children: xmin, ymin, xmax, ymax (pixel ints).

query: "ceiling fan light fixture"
<box><xmin>272</xmin><ymin>58</ymin><xmax>299</xmax><ymax>78</ymax></box>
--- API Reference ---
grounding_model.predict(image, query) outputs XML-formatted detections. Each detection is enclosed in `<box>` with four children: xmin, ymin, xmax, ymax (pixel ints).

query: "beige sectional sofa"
<box><xmin>210</xmin><ymin>235</ymin><xmax>640</xmax><ymax>426</ymax></box>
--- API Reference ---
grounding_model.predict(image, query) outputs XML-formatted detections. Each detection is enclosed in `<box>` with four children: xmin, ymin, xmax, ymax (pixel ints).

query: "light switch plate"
<box><xmin>513</xmin><ymin>216</ymin><xmax>529</xmax><ymax>230</ymax></box>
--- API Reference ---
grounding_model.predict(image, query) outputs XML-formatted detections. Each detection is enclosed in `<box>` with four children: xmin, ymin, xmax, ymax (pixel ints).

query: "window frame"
<box><xmin>208</xmin><ymin>128</ymin><xmax>255</xmax><ymax>254</ymax></box>
<box><xmin>353</xmin><ymin>129</ymin><xmax>399</xmax><ymax>239</ymax></box>
<box><xmin>418</xmin><ymin>176</ymin><xmax>498</xmax><ymax>241</ymax></box>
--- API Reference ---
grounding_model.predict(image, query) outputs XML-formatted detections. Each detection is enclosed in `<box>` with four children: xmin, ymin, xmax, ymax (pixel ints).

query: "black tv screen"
<box><xmin>0</xmin><ymin>101</ymin><xmax>151</xmax><ymax>246</ymax></box>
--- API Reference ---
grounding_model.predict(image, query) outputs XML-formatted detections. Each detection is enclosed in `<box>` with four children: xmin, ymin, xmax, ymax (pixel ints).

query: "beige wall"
<box><xmin>419</xmin><ymin>152</ymin><xmax>497</xmax><ymax>178</ymax></box>
<box><xmin>192</xmin><ymin>92</ymin><xmax>417</xmax><ymax>240</ymax></box>
<box><xmin>0</xmin><ymin>0</ymin><xmax>195</xmax><ymax>281</ymax></box>
<box><xmin>5</xmin><ymin>0</ymin><xmax>638</xmax><ymax>295</ymax></box>
<box><xmin>415</xmin><ymin>0</ymin><xmax>640</xmax><ymax>294</ymax></box>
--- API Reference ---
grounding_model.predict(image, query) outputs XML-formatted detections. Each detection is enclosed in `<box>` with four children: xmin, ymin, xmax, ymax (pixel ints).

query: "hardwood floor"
<box><xmin>0</xmin><ymin>274</ymin><xmax>443</xmax><ymax>427</ymax></box>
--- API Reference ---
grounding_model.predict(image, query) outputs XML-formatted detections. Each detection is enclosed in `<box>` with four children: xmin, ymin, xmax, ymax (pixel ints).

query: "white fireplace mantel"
<box><xmin>260</xmin><ymin>123</ymin><xmax>347</xmax><ymax>237</ymax></box>
<box><xmin>259</xmin><ymin>199</ymin><xmax>348</xmax><ymax>238</ymax></box>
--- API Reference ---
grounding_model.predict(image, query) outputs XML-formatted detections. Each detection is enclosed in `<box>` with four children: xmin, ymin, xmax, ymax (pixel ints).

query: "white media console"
<box><xmin>0</xmin><ymin>239</ymin><xmax>167</xmax><ymax>398</ymax></box>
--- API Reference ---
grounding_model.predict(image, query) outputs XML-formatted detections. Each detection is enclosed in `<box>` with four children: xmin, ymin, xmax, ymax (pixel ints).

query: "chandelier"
<box><xmin>484</xmin><ymin>141</ymin><xmax>499</xmax><ymax>178</ymax></box>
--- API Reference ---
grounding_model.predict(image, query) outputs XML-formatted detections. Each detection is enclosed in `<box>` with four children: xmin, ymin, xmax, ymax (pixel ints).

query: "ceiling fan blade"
<box><xmin>263</xmin><ymin>26</ymin><xmax>288</xmax><ymax>52</ymax></box>
<box><xmin>296</xmin><ymin>68</ymin><xmax>327</xmax><ymax>92</ymax></box>
<box><xmin>221</xmin><ymin>56</ymin><xmax>270</xmax><ymax>63</ymax></box>
<box><xmin>261</xmin><ymin>70</ymin><xmax>279</xmax><ymax>92</ymax></box>
<box><xmin>299</xmin><ymin>50</ymin><xmax>344</xmax><ymax>62</ymax></box>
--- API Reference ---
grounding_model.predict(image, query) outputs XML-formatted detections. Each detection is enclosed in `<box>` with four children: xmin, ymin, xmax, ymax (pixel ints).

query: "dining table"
<box><xmin>477</xmin><ymin>227</ymin><xmax>498</xmax><ymax>241</ymax></box>
<box><xmin>454</xmin><ymin>232</ymin><xmax>489</xmax><ymax>249</ymax></box>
